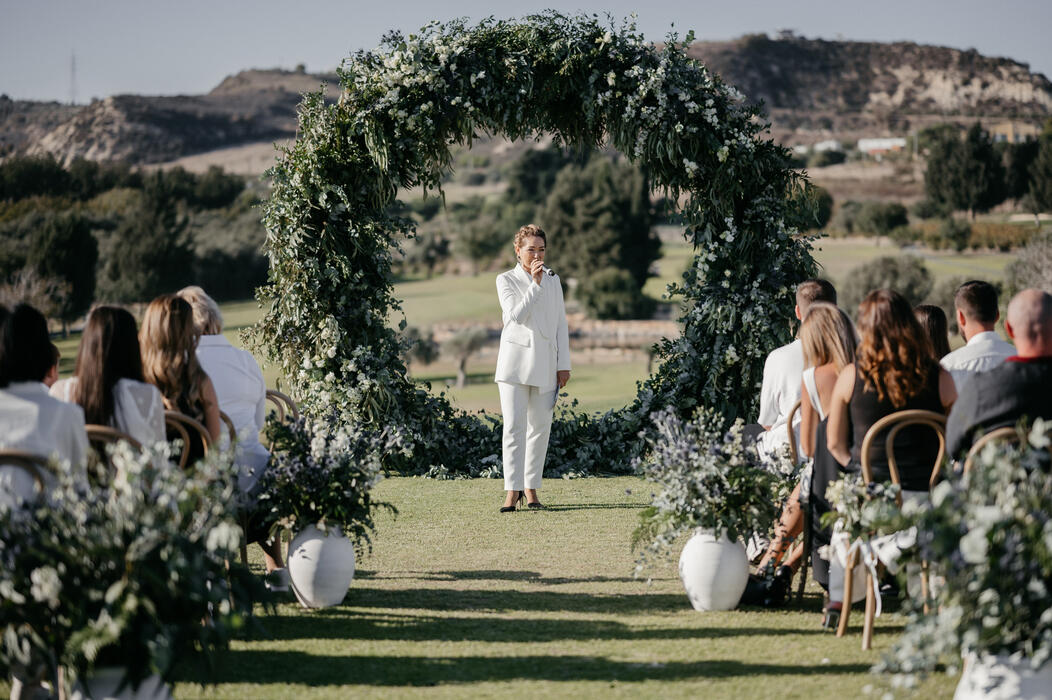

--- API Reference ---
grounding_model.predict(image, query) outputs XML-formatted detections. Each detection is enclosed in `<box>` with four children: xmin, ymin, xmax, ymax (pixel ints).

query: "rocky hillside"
<box><xmin>689</xmin><ymin>34</ymin><xmax>1052</xmax><ymax>143</ymax></box>
<box><xmin>1</xmin><ymin>69</ymin><xmax>337</xmax><ymax>165</ymax></box>
<box><xmin>2</xmin><ymin>36</ymin><xmax>1050</xmax><ymax>165</ymax></box>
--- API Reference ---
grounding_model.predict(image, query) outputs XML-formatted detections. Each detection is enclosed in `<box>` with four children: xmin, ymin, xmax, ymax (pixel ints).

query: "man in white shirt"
<box><xmin>940</xmin><ymin>280</ymin><xmax>1015</xmax><ymax>389</ymax></box>
<box><xmin>0</xmin><ymin>304</ymin><xmax>89</xmax><ymax>497</ymax></box>
<box><xmin>753</xmin><ymin>279</ymin><xmax>838</xmax><ymax>459</ymax></box>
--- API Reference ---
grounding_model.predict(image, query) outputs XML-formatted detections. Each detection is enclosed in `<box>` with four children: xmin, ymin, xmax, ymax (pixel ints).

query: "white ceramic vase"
<box><xmin>70</xmin><ymin>667</ymin><xmax>172</xmax><ymax>700</ymax></box>
<box><xmin>954</xmin><ymin>653</ymin><xmax>1052</xmax><ymax>700</ymax></box>
<box><xmin>678</xmin><ymin>530</ymin><xmax>749</xmax><ymax>611</ymax></box>
<box><xmin>288</xmin><ymin>524</ymin><xmax>356</xmax><ymax>609</ymax></box>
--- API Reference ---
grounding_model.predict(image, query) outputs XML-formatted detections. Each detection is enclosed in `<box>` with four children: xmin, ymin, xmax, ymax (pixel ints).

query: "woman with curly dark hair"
<box><xmin>827</xmin><ymin>289</ymin><xmax>956</xmax><ymax>490</ymax></box>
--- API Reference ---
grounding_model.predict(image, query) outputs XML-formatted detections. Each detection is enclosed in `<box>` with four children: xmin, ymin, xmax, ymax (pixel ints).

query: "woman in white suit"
<box><xmin>495</xmin><ymin>224</ymin><xmax>571</xmax><ymax>511</ymax></box>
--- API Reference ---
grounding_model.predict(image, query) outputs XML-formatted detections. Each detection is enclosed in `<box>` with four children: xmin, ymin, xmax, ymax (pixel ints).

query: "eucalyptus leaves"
<box><xmin>258</xmin><ymin>414</ymin><xmax>401</xmax><ymax>549</ymax></box>
<box><xmin>255</xmin><ymin>13</ymin><xmax>818</xmax><ymax>476</ymax></box>
<box><xmin>858</xmin><ymin>420</ymin><xmax>1052</xmax><ymax>687</ymax></box>
<box><xmin>632</xmin><ymin>408</ymin><xmax>796</xmax><ymax>568</ymax></box>
<box><xmin>0</xmin><ymin>443</ymin><xmax>265</xmax><ymax>694</ymax></box>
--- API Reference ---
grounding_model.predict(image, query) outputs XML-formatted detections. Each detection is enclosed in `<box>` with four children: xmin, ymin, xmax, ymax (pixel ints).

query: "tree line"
<box><xmin>0</xmin><ymin>155</ymin><xmax>267</xmax><ymax>327</ymax></box>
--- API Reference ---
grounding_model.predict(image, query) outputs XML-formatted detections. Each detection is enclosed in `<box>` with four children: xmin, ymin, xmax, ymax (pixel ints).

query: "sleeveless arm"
<box><xmin>201</xmin><ymin>377</ymin><xmax>222</xmax><ymax>443</ymax></box>
<box><xmin>497</xmin><ymin>273</ymin><xmax>545</xmax><ymax>326</ymax></box>
<box><xmin>826</xmin><ymin>364</ymin><xmax>855</xmax><ymax>467</ymax></box>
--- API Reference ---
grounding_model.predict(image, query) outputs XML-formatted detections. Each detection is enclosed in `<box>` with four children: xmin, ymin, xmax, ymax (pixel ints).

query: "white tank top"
<box><xmin>802</xmin><ymin>366</ymin><xmax>826</xmax><ymax>421</ymax></box>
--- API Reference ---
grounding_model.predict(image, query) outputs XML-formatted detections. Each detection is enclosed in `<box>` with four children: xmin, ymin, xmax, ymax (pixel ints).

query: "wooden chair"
<box><xmin>962</xmin><ymin>426</ymin><xmax>1020</xmax><ymax>473</ymax></box>
<box><xmin>265</xmin><ymin>389</ymin><xmax>299</xmax><ymax>422</ymax></box>
<box><xmin>781</xmin><ymin>399</ymin><xmax>814</xmax><ymax>601</ymax></box>
<box><xmin>219</xmin><ymin>411</ymin><xmax>238</xmax><ymax>446</ymax></box>
<box><xmin>85</xmin><ymin>425</ymin><xmax>143</xmax><ymax>452</ymax></box>
<box><xmin>164</xmin><ymin>411</ymin><xmax>211</xmax><ymax>470</ymax></box>
<box><xmin>838</xmin><ymin>409</ymin><xmax>946</xmax><ymax>650</ymax></box>
<box><xmin>0</xmin><ymin>449</ymin><xmax>49</xmax><ymax>504</ymax></box>
<box><xmin>84</xmin><ymin>425</ymin><xmax>143</xmax><ymax>477</ymax></box>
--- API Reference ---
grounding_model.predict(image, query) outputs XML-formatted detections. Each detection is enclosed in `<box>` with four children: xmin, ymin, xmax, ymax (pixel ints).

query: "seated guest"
<box><xmin>940</xmin><ymin>280</ymin><xmax>1014</xmax><ymax>389</ymax></box>
<box><xmin>827</xmin><ymin>289</ymin><xmax>956</xmax><ymax>488</ymax></box>
<box><xmin>176</xmin><ymin>286</ymin><xmax>269</xmax><ymax>491</ymax></box>
<box><xmin>946</xmin><ymin>288</ymin><xmax>1052</xmax><ymax>459</ymax></box>
<box><xmin>751</xmin><ymin>279</ymin><xmax>838</xmax><ymax>459</ymax></box>
<box><xmin>140</xmin><ymin>294</ymin><xmax>221</xmax><ymax>463</ymax></box>
<box><xmin>753</xmin><ymin>303</ymin><xmax>857</xmax><ymax>599</ymax></box>
<box><xmin>176</xmin><ymin>286</ymin><xmax>287</xmax><ymax>588</ymax></box>
<box><xmin>914</xmin><ymin>305</ymin><xmax>951</xmax><ymax>359</ymax></box>
<box><xmin>0</xmin><ymin>304</ymin><xmax>89</xmax><ymax>478</ymax></box>
<box><xmin>44</xmin><ymin>342</ymin><xmax>61</xmax><ymax>388</ymax></box>
<box><xmin>51</xmin><ymin>306</ymin><xmax>166</xmax><ymax>448</ymax></box>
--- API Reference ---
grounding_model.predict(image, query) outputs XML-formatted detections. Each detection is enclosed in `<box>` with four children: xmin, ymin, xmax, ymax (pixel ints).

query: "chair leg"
<box><xmin>837</xmin><ymin>549</ymin><xmax>858</xmax><ymax>637</ymax></box>
<box><xmin>796</xmin><ymin>509</ymin><xmax>811</xmax><ymax>601</ymax></box>
<box><xmin>239</xmin><ymin>514</ymin><xmax>250</xmax><ymax>566</ymax></box>
<box><xmin>862</xmin><ymin>571</ymin><xmax>876</xmax><ymax>650</ymax></box>
<box><xmin>921</xmin><ymin>560</ymin><xmax>931</xmax><ymax>615</ymax></box>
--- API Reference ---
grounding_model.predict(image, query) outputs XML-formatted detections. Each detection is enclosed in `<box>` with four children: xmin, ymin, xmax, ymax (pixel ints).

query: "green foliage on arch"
<box><xmin>253</xmin><ymin>13</ymin><xmax>818</xmax><ymax>476</ymax></box>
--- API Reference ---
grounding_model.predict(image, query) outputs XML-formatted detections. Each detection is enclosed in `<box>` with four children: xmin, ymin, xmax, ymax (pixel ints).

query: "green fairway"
<box><xmin>811</xmin><ymin>237</ymin><xmax>1014</xmax><ymax>289</ymax></box>
<box><xmin>157</xmin><ymin>477</ymin><xmax>957</xmax><ymax>698</ymax></box>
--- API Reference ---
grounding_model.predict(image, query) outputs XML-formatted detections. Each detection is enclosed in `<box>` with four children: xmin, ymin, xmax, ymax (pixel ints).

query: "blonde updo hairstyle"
<box><xmin>176</xmin><ymin>285</ymin><xmax>224</xmax><ymax>336</ymax></box>
<box><xmin>140</xmin><ymin>293</ymin><xmax>212</xmax><ymax>418</ymax></box>
<box><xmin>514</xmin><ymin>224</ymin><xmax>546</xmax><ymax>249</ymax></box>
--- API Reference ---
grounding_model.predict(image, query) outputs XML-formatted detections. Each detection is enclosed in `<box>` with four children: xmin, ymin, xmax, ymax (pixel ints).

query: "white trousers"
<box><xmin>498</xmin><ymin>381</ymin><xmax>556</xmax><ymax>491</ymax></box>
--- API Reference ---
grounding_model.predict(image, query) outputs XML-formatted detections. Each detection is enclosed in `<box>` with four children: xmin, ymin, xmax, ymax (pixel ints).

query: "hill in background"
<box><xmin>1</xmin><ymin>35</ymin><xmax>1049</xmax><ymax>169</ymax></box>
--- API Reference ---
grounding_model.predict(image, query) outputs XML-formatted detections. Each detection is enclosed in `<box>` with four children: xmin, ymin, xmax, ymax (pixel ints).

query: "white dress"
<box><xmin>195</xmin><ymin>334</ymin><xmax>270</xmax><ymax>496</ymax></box>
<box><xmin>50</xmin><ymin>377</ymin><xmax>166</xmax><ymax>449</ymax></box>
<box><xmin>0</xmin><ymin>381</ymin><xmax>89</xmax><ymax>504</ymax></box>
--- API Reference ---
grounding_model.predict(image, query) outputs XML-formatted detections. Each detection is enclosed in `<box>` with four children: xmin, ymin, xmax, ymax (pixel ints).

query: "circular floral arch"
<box><xmin>254</xmin><ymin>13</ymin><xmax>818</xmax><ymax>476</ymax></box>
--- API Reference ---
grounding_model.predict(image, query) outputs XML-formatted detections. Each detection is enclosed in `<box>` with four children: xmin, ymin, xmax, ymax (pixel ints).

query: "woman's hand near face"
<box><xmin>529</xmin><ymin>258</ymin><xmax>544</xmax><ymax>284</ymax></box>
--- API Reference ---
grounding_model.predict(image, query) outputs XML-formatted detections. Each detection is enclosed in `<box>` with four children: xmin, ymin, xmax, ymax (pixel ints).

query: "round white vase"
<box><xmin>70</xmin><ymin>667</ymin><xmax>172</xmax><ymax>700</ymax></box>
<box><xmin>288</xmin><ymin>524</ymin><xmax>356</xmax><ymax>609</ymax></box>
<box><xmin>954</xmin><ymin>653</ymin><xmax>1052</xmax><ymax>700</ymax></box>
<box><xmin>678</xmin><ymin>530</ymin><xmax>749</xmax><ymax>611</ymax></box>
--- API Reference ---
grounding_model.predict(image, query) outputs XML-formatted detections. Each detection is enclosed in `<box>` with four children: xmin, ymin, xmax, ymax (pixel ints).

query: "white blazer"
<box><xmin>494</xmin><ymin>265</ymin><xmax>571</xmax><ymax>392</ymax></box>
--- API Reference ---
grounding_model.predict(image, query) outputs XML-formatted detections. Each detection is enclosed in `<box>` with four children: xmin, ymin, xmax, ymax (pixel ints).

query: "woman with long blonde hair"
<box><xmin>751</xmin><ymin>303</ymin><xmax>856</xmax><ymax>605</ymax></box>
<box><xmin>140</xmin><ymin>294</ymin><xmax>221</xmax><ymax>460</ymax></box>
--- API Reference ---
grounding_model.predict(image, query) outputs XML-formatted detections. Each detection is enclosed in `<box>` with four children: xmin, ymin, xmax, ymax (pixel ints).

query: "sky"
<box><xmin>2</xmin><ymin>0</ymin><xmax>1050</xmax><ymax>103</ymax></box>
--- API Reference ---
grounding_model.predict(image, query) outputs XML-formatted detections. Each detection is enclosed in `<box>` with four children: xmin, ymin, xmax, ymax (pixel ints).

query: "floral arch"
<box><xmin>253</xmin><ymin>13</ymin><xmax>818</xmax><ymax>476</ymax></box>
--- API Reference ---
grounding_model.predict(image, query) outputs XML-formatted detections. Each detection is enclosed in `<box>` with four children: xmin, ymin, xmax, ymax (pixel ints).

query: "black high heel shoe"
<box><xmin>500</xmin><ymin>491</ymin><xmax>524</xmax><ymax>513</ymax></box>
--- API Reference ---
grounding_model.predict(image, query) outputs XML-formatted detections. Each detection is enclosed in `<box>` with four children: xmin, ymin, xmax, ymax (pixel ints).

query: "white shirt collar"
<box><xmin>513</xmin><ymin>264</ymin><xmax>532</xmax><ymax>283</ymax></box>
<box><xmin>966</xmin><ymin>330</ymin><xmax>1002</xmax><ymax>346</ymax></box>
<box><xmin>3</xmin><ymin>381</ymin><xmax>49</xmax><ymax>396</ymax></box>
<box><xmin>197</xmin><ymin>334</ymin><xmax>233</xmax><ymax>348</ymax></box>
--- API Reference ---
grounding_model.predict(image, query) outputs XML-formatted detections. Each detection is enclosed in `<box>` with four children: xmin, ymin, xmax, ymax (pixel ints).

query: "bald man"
<box><xmin>945</xmin><ymin>288</ymin><xmax>1052</xmax><ymax>458</ymax></box>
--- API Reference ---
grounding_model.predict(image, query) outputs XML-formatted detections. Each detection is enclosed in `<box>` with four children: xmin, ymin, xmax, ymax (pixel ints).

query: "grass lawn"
<box><xmin>159</xmin><ymin>477</ymin><xmax>957</xmax><ymax>698</ymax></box>
<box><xmin>811</xmin><ymin>237</ymin><xmax>1014</xmax><ymax>289</ymax></box>
<box><xmin>410</xmin><ymin>356</ymin><xmax>650</xmax><ymax>415</ymax></box>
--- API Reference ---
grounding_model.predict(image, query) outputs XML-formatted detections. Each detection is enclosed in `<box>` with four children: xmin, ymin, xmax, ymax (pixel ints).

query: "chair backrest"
<box><xmin>84</xmin><ymin>425</ymin><xmax>143</xmax><ymax>476</ymax></box>
<box><xmin>860</xmin><ymin>409</ymin><xmax>947</xmax><ymax>505</ymax></box>
<box><xmin>164</xmin><ymin>411</ymin><xmax>211</xmax><ymax>470</ymax></box>
<box><xmin>962</xmin><ymin>426</ymin><xmax>1020</xmax><ymax>473</ymax></box>
<box><xmin>786</xmin><ymin>399</ymin><xmax>802</xmax><ymax>465</ymax></box>
<box><xmin>218</xmin><ymin>411</ymin><xmax>238</xmax><ymax>446</ymax></box>
<box><xmin>265</xmin><ymin>389</ymin><xmax>299</xmax><ymax>421</ymax></box>
<box><xmin>85</xmin><ymin>425</ymin><xmax>143</xmax><ymax>452</ymax></box>
<box><xmin>0</xmin><ymin>449</ymin><xmax>49</xmax><ymax>504</ymax></box>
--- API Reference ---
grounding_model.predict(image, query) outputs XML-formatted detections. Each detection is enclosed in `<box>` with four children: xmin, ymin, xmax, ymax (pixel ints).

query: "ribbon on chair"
<box><xmin>827</xmin><ymin>523</ymin><xmax>883</xmax><ymax>616</ymax></box>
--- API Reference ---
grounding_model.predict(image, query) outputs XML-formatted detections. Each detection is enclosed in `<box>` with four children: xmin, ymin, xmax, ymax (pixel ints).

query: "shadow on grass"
<box><xmin>332</xmin><ymin>586</ymin><xmax>686</xmax><ymax>614</ymax></box>
<box><xmin>388</xmin><ymin>569</ymin><xmax>642</xmax><ymax>585</ymax></box>
<box><xmin>541</xmin><ymin>503</ymin><xmax>648</xmax><ymax>511</ymax></box>
<box><xmin>258</xmin><ymin>609</ymin><xmax>832</xmax><ymax>644</ymax></box>
<box><xmin>178</xmin><ymin>652</ymin><xmax>870</xmax><ymax>687</ymax></box>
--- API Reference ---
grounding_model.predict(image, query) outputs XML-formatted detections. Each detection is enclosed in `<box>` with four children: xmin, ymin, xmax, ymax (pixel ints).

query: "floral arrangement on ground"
<box><xmin>0</xmin><ymin>443</ymin><xmax>267</xmax><ymax>695</ymax></box>
<box><xmin>631</xmin><ymin>407</ymin><xmax>796</xmax><ymax>570</ymax></box>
